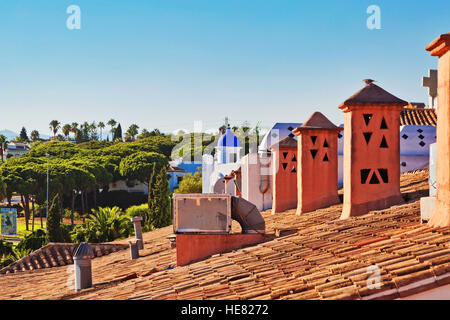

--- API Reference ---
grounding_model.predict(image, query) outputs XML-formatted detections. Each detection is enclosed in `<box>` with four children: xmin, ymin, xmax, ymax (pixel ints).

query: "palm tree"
<box><xmin>70</xmin><ymin>122</ymin><xmax>79</xmax><ymax>141</ymax></box>
<box><xmin>107</xmin><ymin>119</ymin><xmax>117</xmax><ymax>141</ymax></box>
<box><xmin>98</xmin><ymin>122</ymin><xmax>105</xmax><ymax>141</ymax></box>
<box><xmin>88</xmin><ymin>207</ymin><xmax>129</xmax><ymax>242</ymax></box>
<box><xmin>125</xmin><ymin>124</ymin><xmax>139</xmax><ymax>141</ymax></box>
<box><xmin>0</xmin><ymin>135</ymin><xmax>8</xmax><ymax>163</ymax></box>
<box><xmin>89</xmin><ymin>122</ymin><xmax>97</xmax><ymax>140</ymax></box>
<box><xmin>49</xmin><ymin>120</ymin><xmax>61</xmax><ymax>138</ymax></box>
<box><xmin>62</xmin><ymin>124</ymin><xmax>71</xmax><ymax>140</ymax></box>
<box><xmin>30</xmin><ymin>130</ymin><xmax>40</xmax><ymax>142</ymax></box>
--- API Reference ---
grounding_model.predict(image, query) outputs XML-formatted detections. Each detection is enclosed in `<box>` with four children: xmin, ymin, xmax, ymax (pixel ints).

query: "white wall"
<box><xmin>241</xmin><ymin>153</ymin><xmax>273</xmax><ymax>212</ymax></box>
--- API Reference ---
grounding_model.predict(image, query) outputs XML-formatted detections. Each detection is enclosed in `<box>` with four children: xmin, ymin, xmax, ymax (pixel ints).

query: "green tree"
<box><xmin>0</xmin><ymin>135</ymin><xmax>8</xmax><ymax>163</ymax></box>
<box><xmin>70</xmin><ymin>122</ymin><xmax>79</xmax><ymax>141</ymax></box>
<box><xmin>49</xmin><ymin>120</ymin><xmax>61</xmax><ymax>138</ymax></box>
<box><xmin>46</xmin><ymin>194</ymin><xmax>64</xmax><ymax>242</ymax></box>
<box><xmin>149</xmin><ymin>166</ymin><xmax>171</xmax><ymax>228</ymax></box>
<box><xmin>137</xmin><ymin>129</ymin><xmax>151</xmax><ymax>139</ymax></box>
<box><xmin>149</xmin><ymin>128</ymin><xmax>162</xmax><ymax>136</ymax></box>
<box><xmin>107</xmin><ymin>119</ymin><xmax>117</xmax><ymax>141</ymax></box>
<box><xmin>98</xmin><ymin>122</ymin><xmax>105</xmax><ymax>140</ymax></box>
<box><xmin>147</xmin><ymin>162</ymin><xmax>157</xmax><ymax>226</ymax></box>
<box><xmin>89</xmin><ymin>122</ymin><xmax>98</xmax><ymax>140</ymax></box>
<box><xmin>30</xmin><ymin>130</ymin><xmax>40</xmax><ymax>142</ymax></box>
<box><xmin>119</xmin><ymin>152</ymin><xmax>168</xmax><ymax>183</ymax></box>
<box><xmin>125</xmin><ymin>124</ymin><xmax>139</xmax><ymax>141</ymax></box>
<box><xmin>114</xmin><ymin>123</ymin><xmax>123</xmax><ymax>141</ymax></box>
<box><xmin>62</xmin><ymin>124</ymin><xmax>71</xmax><ymax>140</ymax></box>
<box><xmin>85</xmin><ymin>207</ymin><xmax>130</xmax><ymax>242</ymax></box>
<box><xmin>19</xmin><ymin>127</ymin><xmax>29</xmax><ymax>142</ymax></box>
<box><xmin>174</xmin><ymin>170</ymin><xmax>202</xmax><ymax>193</ymax></box>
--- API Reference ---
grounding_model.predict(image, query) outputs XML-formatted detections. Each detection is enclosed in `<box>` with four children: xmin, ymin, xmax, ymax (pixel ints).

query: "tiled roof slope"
<box><xmin>299</xmin><ymin>112</ymin><xmax>339</xmax><ymax>129</ymax></box>
<box><xmin>269</xmin><ymin>136</ymin><xmax>297</xmax><ymax>149</ymax></box>
<box><xmin>339</xmin><ymin>80</ymin><xmax>408</xmax><ymax>107</ymax></box>
<box><xmin>0</xmin><ymin>243</ymin><xmax>129</xmax><ymax>274</ymax></box>
<box><xmin>1</xmin><ymin>170</ymin><xmax>450</xmax><ymax>300</ymax></box>
<box><xmin>400</xmin><ymin>108</ymin><xmax>437</xmax><ymax>126</ymax></box>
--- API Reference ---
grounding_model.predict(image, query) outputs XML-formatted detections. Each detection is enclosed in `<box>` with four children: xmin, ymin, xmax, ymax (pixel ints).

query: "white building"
<box><xmin>202</xmin><ymin>125</ymin><xmax>241</xmax><ymax>194</ymax></box>
<box><xmin>5</xmin><ymin>142</ymin><xmax>30</xmax><ymax>159</ymax></box>
<box><xmin>240</xmin><ymin>123</ymin><xmax>301</xmax><ymax>211</ymax></box>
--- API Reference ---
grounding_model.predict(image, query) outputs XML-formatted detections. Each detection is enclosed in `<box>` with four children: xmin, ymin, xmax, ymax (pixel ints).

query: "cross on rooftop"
<box><xmin>422</xmin><ymin>69</ymin><xmax>438</xmax><ymax>108</ymax></box>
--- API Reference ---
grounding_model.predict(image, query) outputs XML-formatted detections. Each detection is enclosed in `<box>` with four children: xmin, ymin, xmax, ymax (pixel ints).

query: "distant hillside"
<box><xmin>0</xmin><ymin>129</ymin><xmax>50</xmax><ymax>141</ymax></box>
<box><xmin>0</xmin><ymin>129</ymin><xmax>18</xmax><ymax>141</ymax></box>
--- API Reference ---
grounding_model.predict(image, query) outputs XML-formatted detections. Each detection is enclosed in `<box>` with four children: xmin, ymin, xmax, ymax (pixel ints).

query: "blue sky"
<box><xmin>0</xmin><ymin>0</ymin><xmax>448</xmax><ymax>136</ymax></box>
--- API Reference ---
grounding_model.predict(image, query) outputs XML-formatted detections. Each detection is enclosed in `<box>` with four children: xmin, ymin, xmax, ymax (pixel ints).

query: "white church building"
<box><xmin>202</xmin><ymin>125</ymin><xmax>242</xmax><ymax>194</ymax></box>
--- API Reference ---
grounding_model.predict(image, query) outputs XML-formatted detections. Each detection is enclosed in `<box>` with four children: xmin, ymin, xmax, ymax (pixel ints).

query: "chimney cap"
<box><xmin>339</xmin><ymin>81</ymin><xmax>408</xmax><ymax>109</ymax></box>
<box><xmin>130</xmin><ymin>216</ymin><xmax>143</xmax><ymax>222</ymax></box>
<box><xmin>293</xmin><ymin>112</ymin><xmax>342</xmax><ymax>135</ymax></box>
<box><xmin>73</xmin><ymin>242</ymin><xmax>94</xmax><ymax>259</ymax></box>
<box><xmin>426</xmin><ymin>33</ymin><xmax>450</xmax><ymax>57</ymax></box>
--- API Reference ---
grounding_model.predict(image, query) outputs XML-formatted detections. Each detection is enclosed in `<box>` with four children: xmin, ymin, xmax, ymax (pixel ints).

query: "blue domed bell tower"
<box><xmin>216</xmin><ymin>125</ymin><xmax>241</xmax><ymax>164</ymax></box>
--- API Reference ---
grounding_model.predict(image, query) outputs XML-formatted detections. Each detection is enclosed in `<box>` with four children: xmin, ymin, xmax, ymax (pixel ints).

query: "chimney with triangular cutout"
<box><xmin>339</xmin><ymin>80</ymin><xmax>407</xmax><ymax>218</ymax></box>
<box><xmin>269</xmin><ymin>135</ymin><xmax>298</xmax><ymax>213</ymax></box>
<box><xmin>293</xmin><ymin>112</ymin><xmax>343</xmax><ymax>214</ymax></box>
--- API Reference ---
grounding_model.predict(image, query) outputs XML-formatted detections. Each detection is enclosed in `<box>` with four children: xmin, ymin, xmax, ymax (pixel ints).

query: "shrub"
<box><xmin>59</xmin><ymin>224</ymin><xmax>74</xmax><ymax>243</ymax></box>
<box><xmin>0</xmin><ymin>240</ymin><xmax>14</xmax><ymax>257</ymax></box>
<box><xmin>126</xmin><ymin>204</ymin><xmax>151</xmax><ymax>232</ymax></box>
<box><xmin>63</xmin><ymin>208</ymin><xmax>81</xmax><ymax>221</ymax></box>
<box><xmin>17</xmin><ymin>229</ymin><xmax>47</xmax><ymax>252</ymax></box>
<box><xmin>0</xmin><ymin>240</ymin><xmax>33</xmax><ymax>269</ymax></box>
<box><xmin>46</xmin><ymin>194</ymin><xmax>65</xmax><ymax>243</ymax></box>
<box><xmin>0</xmin><ymin>255</ymin><xmax>16</xmax><ymax>269</ymax></box>
<box><xmin>174</xmin><ymin>170</ymin><xmax>202</xmax><ymax>194</ymax></box>
<box><xmin>71</xmin><ymin>207</ymin><xmax>132</xmax><ymax>243</ymax></box>
<box><xmin>71</xmin><ymin>224</ymin><xmax>93</xmax><ymax>243</ymax></box>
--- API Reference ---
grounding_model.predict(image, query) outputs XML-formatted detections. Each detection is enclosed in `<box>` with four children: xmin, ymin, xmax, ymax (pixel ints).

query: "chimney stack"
<box><xmin>128</xmin><ymin>239</ymin><xmax>140</xmax><ymax>260</ymax></box>
<box><xmin>130</xmin><ymin>216</ymin><xmax>144</xmax><ymax>250</ymax></box>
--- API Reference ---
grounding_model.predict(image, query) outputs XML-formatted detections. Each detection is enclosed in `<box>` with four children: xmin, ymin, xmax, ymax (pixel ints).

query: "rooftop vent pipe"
<box><xmin>128</xmin><ymin>239</ymin><xmax>140</xmax><ymax>260</ymax></box>
<box><xmin>231</xmin><ymin>196</ymin><xmax>265</xmax><ymax>234</ymax></box>
<box><xmin>73</xmin><ymin>242</ymin><xmax>94</xmax><ymax>291</ymax></box>
<box><xmin>130</xmin><ymin>216</ymin><xmax>144</xmax><ymax>250</ymax></box>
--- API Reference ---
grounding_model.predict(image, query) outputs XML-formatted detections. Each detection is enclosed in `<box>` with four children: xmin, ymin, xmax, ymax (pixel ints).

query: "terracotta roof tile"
<box><xmin>2</xmin><ymin>169</ymin><xmax>449</xmax><ymax>300</ymax></box>
<box><xmin>400</xmin><ymin>108</ymin><xmax>437</xmax><ymax>126</ymax></box>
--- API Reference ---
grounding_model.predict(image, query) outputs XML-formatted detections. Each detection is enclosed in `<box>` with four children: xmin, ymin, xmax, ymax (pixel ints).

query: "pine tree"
<box><xmin>147</xmin><ymin>163</ymin><xmax>157</xmax><ymax>209</ymax></box>
<box><xmin>115</xmin><ymin>123</ymin><xmax>122</xmax><ymax>140</ymax></box>
<box><xmin>46</xmin><ymin>194</ymin><xmax>63</xmax><ymax>243</ymax></box>
<box><xmin>149</xmin><ymin>166</ymin><xmax>172</xmax><ymax>228</ymax></box>
<box><xmin>19</xmin><ymin>127</ymin><xmax>28</xmax><ymax>142</ymax></box>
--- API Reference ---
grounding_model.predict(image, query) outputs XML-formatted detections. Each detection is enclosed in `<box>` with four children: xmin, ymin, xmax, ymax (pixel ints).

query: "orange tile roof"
<box><xmin>1</xmin><ymin>170</ymin><xmax>449</xmax><ymax>300</ymax></box>
<box><xmin>0</xmin><ymin>243</ymin><xmax>128</xmax><ymax>274</ymax></box>
<box><xmin>400</xmin><ymin>108</ymin><xmax>437</xmax><ymax>126</ymax></box>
